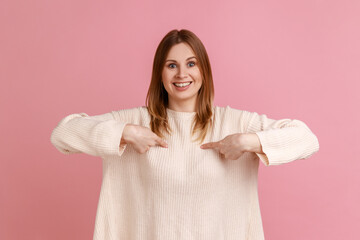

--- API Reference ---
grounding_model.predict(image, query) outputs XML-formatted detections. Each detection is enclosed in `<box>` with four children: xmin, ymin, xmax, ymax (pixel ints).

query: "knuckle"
<box><xmin>140</xmin><ymin>146</ymin><xmax>150</xmax><ymax>154</ymax></box>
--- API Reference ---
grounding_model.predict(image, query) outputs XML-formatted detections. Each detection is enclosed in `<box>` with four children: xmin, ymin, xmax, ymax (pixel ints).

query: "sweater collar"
<box><xmin>166</xmin><ymin>108</ymin><xmax>197</xmax><ymax>119</ymax></box>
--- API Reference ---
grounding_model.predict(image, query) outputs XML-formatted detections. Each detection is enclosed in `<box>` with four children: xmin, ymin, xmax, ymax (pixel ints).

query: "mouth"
<box><xmin>172</xmin><ymin>81</ymin><xmax>192</xmax><ymax>87</ymax></box>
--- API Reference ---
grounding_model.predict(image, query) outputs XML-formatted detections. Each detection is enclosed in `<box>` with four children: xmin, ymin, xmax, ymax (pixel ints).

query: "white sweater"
<box><xmin>50</xmin><ymin>105</ymin><xmax>319</xmax><ymax>240</ymax></box>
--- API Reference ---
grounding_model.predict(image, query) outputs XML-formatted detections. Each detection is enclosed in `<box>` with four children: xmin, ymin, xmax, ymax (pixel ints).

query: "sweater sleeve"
<box><xmin>50</xmin><ymin>111</ymin><xmax>128</xmax><ymax>158</ymax></box>
<box><xmin>244</xmin><ymin>110</ymin><xmax>320</xmax><ymax>166</ymax></box>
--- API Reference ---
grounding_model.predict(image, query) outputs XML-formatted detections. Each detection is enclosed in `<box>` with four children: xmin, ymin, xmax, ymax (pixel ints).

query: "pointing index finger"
<box><xmin>155</xmin><ymin>137</ymin><xmax>168</xmax><ymax>148</ymax></box>
<box><xmin>200</xmin><ymin>141</ymin><xmax>219</xmax><ymax>149</ymax></box>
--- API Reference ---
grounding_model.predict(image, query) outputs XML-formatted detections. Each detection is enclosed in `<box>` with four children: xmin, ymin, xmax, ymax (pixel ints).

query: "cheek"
<box><xmin>161</xmin><ymin>72</ymin><xmax>172</xmax><ymax>92</ymax></box>
<box><xmin>162</xmin><ymin>70</ymin><xmax>172</xmax><ymax>84</ymax></box>
<box><xmin>192</xmin><ymin>69</ymin><xmax>202</xmax><ymax>83</ymax></box>
<box><xmin>191</xmin><ymin>67</ymin><xmax>201</xmax><ymax>76</ymax></box>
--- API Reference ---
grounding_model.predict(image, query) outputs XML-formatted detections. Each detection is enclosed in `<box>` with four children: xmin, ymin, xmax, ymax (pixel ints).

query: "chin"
<box><xmin>171</xmin><ymin>94</ymin><xmax>198</xmax><ymax>101</ymax></box>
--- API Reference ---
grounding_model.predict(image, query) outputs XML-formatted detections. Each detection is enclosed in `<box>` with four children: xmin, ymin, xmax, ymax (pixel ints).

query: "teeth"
<box><xmin>174</xmin><ymin>82</ymin><xmax>191</xmax><ymax>87</ymax></box>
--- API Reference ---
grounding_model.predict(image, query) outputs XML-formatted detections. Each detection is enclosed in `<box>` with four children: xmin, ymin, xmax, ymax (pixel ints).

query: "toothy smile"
<box><xmin>173</xmin><ymin>82</ymin><xmax>192</xmax><ymax>87</ymax></box>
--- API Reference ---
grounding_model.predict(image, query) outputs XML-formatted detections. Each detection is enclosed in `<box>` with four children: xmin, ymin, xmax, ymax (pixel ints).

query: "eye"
<box><xmin>168</xmin><ymin>63</ymin><xmax>176</xmax><ymax>68</ymax></box>
<box><xmin>188</xmin><ymin>61</ymin><xmax>196</xmax><ymax>67</ymax></box>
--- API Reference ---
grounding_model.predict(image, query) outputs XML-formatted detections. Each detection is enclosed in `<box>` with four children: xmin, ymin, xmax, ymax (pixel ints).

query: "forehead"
<box><xmin>166</xmin><ymin>42</ymin><xmax>196</xmax><ymax>60</ymax></box>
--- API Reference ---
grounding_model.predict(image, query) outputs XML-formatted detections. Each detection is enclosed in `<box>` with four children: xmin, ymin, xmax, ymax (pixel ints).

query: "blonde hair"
<box><xmin>145</xmin><ymin>29</ymin><xmax>214</xmax><ymax>144</ymax></box>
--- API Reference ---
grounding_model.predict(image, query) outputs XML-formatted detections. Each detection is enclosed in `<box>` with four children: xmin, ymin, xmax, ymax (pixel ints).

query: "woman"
<box><xmin>50</xmin><ymin>29</ymin><xmax>319</xmax><ymax>240</ymax></box>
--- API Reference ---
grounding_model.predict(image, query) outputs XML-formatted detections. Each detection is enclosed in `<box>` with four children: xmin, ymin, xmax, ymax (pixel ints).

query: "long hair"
<box><xmin>145</xmin><ymin>29</ymin><xmax>214</xmax><ymax>144</ymax></box>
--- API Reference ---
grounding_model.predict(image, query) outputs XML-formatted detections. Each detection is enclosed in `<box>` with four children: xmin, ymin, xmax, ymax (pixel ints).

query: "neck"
<box><xmin>168</xmin><ymin>99</ymin><xmax>197</xmax><ymax>112</ymax></box>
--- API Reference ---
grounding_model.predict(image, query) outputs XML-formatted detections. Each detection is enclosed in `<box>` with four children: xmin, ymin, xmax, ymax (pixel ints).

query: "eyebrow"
<box><xmin>165</xmin><ymin>56</ymin><xmax>196</xmax><ymax>62</ymax></box>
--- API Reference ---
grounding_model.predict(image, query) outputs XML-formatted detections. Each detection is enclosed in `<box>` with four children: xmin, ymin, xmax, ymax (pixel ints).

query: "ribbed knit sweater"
<box><xmin>50</xmin><ymin>105</ymin><xmax>319</xmax><ymax>240</ymax></box>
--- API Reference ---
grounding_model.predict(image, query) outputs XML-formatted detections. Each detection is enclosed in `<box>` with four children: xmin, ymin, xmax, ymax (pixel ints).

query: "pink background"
<box><xmin>1</xmin><ymin>0</ymin><xmax>359</xmax><ymax>239</ymax></box>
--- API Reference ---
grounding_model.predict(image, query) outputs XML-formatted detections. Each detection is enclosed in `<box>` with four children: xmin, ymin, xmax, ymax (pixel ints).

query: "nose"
<box><xmin>176</xmin><ymin>65</ymin><xmax>188</xmax><ymax>79</ymax></box>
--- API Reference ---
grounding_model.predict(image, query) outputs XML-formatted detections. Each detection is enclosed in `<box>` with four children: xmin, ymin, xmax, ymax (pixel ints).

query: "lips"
<box><xmin>173</xmin><ymin>81</ymin><xmax>192</xmax><ymax>87</ymax></box>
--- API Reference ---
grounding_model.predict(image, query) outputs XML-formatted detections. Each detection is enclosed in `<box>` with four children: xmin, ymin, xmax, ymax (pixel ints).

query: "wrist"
<box><xmin>122</xmin><ymin>124</ymin><xmax>136</xmax><ymax>145</ymax></box>
<box><xmin>239</xmin><ymin>133</ymin><xmax>262</xmax><ymax>153</ymax></box>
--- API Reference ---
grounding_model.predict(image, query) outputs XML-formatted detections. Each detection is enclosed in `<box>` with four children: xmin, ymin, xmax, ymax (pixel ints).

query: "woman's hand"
<box><xmin>120</xmin><ymin>124</ymin><xmax>168</xmax><ymax>154</ymax></box>
<box><xmin>200</xmin><ymin>133</ymin><xmax>262</xmax><ymax>160</ymax></box>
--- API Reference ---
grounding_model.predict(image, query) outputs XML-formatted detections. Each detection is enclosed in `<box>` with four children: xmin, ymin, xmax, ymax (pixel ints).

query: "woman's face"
<box><xmin>161</xmin><ymin>42</ymin><xmax>202</xmax><ymax>110</ymax></box>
